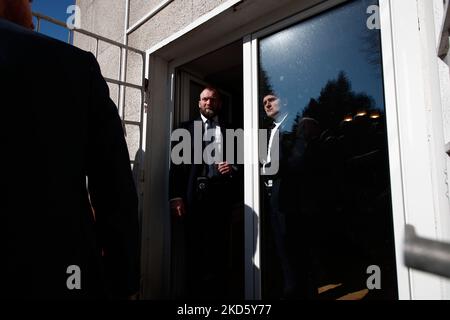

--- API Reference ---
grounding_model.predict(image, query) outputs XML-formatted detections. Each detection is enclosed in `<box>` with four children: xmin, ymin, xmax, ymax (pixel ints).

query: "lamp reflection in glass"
<box><xmin>370</xmin><ymin>111</ymin><xmax>381</xmax><ymax>119</ymax></box>
<box><xmin>343</xmin><ymin>115</ymin><xmax>353</xmax><ymax>122</ymax></box>
<box><xmin>355</xmin><ymin>110</ymin><xmax>367</xmax><ymax>118</ymax></box>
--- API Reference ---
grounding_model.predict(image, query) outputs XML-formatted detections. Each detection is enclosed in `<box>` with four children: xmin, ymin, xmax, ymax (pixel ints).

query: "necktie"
<box><xmin>204</xmin><ymin>120</ymin><xmax>218</xmax><ymax>178</ymax></box>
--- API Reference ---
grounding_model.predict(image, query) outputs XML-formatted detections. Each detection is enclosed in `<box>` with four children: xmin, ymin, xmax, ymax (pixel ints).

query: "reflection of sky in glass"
<box><xmin>259</xmin><ymin>0</ymin><xmax>381</xmax><ymax>124</ymax></box>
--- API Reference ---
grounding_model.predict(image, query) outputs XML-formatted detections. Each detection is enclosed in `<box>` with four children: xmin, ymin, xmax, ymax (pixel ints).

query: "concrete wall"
<box><xmin>74</xmin><ymin>0</ymin><xmax>127</xmax><ymax>107</ymax></box>
<box><xmin>75</xmin><ymin>0</ymin><xmax>229</xmax><ymax>89</ymax></box>
<box><xmin>75</xmin><ymin>0</ymin><xmax>143</xmax><ymax>164</ymax></box>
<box><xmin>129</xmin><ymin>0</ymin><xmax>162</xmax><ymax>27</ymax></box>
<box><xmin>75</xmin><ymin>0</ymin><xmax>126</xmax><ymax>75</ymax></box>
<box><xmin>127</xmin><ymin>0</ymin><xmax>228</xmax><ymax>50</ymax></box>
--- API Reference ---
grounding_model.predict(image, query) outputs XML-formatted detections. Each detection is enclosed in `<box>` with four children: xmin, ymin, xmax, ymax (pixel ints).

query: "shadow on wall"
<box><xmin>132</xmin><ymin>148</ymin><xmax>145</xmax><ymax>237</ymax></box>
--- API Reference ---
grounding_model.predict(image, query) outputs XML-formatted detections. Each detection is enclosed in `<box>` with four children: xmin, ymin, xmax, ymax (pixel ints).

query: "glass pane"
<box><xmin>258</xmin><ymin>0</ymin><xmax>397</xmax><ymax>299</ymax></box>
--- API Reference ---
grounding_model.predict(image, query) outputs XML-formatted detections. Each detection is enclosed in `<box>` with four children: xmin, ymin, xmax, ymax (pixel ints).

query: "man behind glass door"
<box><xmin>262</xmin><ymin>92</ymin><xmax>320</xmax><ymax>299</ymax></box>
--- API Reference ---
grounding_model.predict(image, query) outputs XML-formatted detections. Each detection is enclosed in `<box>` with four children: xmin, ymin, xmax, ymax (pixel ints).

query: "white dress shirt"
<box><xmin>201</xmin><ymin>114</ymin><xmax>223</xmax><ymax>162</ymax></box>
<box><xmin>263</xmin><ymin>113</ymin><xmax>288</xmax><ymax>176</ymax></box>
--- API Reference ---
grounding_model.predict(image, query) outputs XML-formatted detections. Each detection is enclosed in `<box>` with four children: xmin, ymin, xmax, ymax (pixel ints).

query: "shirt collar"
<box><xmin>200</xmin><ymin>113</ymin><xmax>219</xmax><ymax>124</ymax></box>
<box><xmin>273</xmin><ymin>113</ymin><xmax>288</xmax><ymax>128</ymax></box>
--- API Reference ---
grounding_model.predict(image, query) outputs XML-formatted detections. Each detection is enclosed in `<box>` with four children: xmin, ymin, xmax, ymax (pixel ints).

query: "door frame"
<box><xmin>378</xmin><ymin>0</ymin><xmax>448</xmax><ymax>299</ymax></box>
<box><xmin>142</xmin><ymin>0</ymin><xmax>444</xmax><ymax>299</ymax></box>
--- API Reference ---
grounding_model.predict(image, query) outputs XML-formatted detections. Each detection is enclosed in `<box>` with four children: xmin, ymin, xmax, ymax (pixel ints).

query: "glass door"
<box><xmin>247</xmin><ymin>0</ymin><xmax>398</xmax><ymax>299</ymax></box>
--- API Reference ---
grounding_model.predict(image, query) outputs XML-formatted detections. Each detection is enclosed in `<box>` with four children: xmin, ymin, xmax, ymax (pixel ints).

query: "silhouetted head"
<box><xmin>0</xmin><ymin>0</ymin><xmax>34</xmax><ymax>30</ymax></box>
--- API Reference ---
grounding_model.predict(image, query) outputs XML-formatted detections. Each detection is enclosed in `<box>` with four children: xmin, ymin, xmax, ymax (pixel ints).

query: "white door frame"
<box><xmin>142</xmin><ymin>0</ymin><xmax>446</xmax><ymax>299</ymax></box>
<box><xmin>379</xmin><ymin>0</ymin><xmax>447</xmax><ymax>299</ymax></box>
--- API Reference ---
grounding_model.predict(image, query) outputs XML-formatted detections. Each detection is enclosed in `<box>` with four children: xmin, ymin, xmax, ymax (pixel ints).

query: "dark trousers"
<box><xmin>265</xmin><ymin>179</ymin><xmax>318</xmax><ymax>299</ymax></box>
<box><xmin>185</xmin><ymin>181</ymin><xmax>232</xmax><ymax>300</ymax></box>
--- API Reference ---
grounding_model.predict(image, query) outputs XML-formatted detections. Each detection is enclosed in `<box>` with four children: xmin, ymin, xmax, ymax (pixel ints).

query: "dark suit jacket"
<box><xmin>263</xmin><ymin>116</ymin><xmax>321</xmax><ymax>298</ymax></box>
<box><xmin>1</xmin><ymin>19</ymin><xmax>139</xmax><ymax>299</ymax></box>
<box><xmin>169</xmin><ymin>117</ymin><xmax>241</xmax><ymax>213</ymax></box>
<box><xmin>265</xmin><ymin>116</ymin><xmax>320</xmax><ymax>214</ymax></box>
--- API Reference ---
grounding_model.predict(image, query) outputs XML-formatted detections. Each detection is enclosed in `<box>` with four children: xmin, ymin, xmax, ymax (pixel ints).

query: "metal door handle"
<box><xmin>404</xmin><ymin>224</ymin><xmax>450</xmax><ymax>279</ymax></box>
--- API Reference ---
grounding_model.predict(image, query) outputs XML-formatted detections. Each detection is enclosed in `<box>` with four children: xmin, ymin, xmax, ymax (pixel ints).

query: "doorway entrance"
<box><xmin>170</xmin><ymin>40</ymin><xmax>245</xmax><ymax>299</ymax></box>
<box><xmin>146</xmin><ymin>0</ymin><xmax>409</xmax><ymax>300</ymax></box>
<box><xmin>174</xmin><ymin>40</ymin><xmax>243</xmax><ymax>128</ymax></box>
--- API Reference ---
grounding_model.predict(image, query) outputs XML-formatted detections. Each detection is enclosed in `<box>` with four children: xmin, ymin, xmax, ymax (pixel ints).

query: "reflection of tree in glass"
<box><xmin>281</xmin><ymin>71</ymin><xmax>386</xmax><ymax>164</ymax></box>
<box><xmin>361</xmin><ymin>29</ymin><xmax>382</xmax><ymax>72</ymax></box>
<box><xmin>283</xmin><ymin>72</ymin><xmax>397</xmax><ymax>299</ymax></box>
<box><xmin>300</xmin><ymin>72</ymin><xmax>378</xmax><ymax>133</ymax></box>
<box><xmin>259</xmin><ymin>67</ymin><xmax>273</xmax><ymax>96</ymax></box>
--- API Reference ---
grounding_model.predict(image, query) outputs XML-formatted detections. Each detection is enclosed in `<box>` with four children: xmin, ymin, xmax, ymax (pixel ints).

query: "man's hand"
<box><xmin>170</xmin><ymin>198</ymin><xmax>186</xmax><ymax>218</ymax></box>
<box><xmin>217</xmin><ymin>162</ymin><xmax>232</xmax><ymax>175</ymax></box>
<box><xmin>128</xmin><ymin>292</ymin><xmax>139</xmax><ymax>300</ymax></box>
